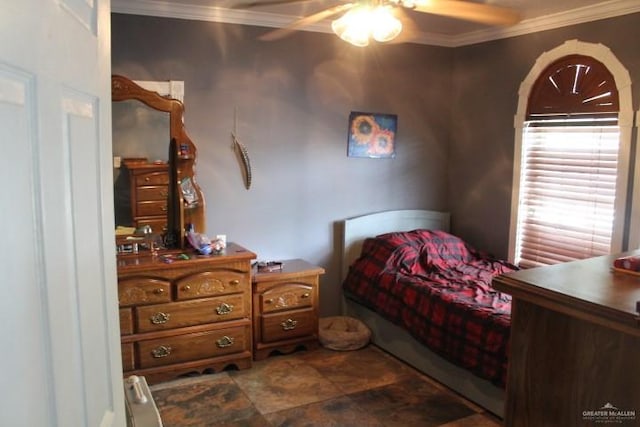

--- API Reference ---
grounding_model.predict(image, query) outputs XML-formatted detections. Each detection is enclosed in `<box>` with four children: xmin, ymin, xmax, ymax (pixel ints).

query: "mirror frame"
<box><xmin>112</xmin><ymin>74</ymin><xmax>206</xmax><ymax>248</ymax></box>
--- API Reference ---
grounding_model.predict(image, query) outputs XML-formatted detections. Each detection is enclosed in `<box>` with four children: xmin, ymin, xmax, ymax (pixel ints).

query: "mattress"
<box><xmin>342</xmin><ymin>229</ymin><xmax>517</xmax><ymax>387</ymax></box>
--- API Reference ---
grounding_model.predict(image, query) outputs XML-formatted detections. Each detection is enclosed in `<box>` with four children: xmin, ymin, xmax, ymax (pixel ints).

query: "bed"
<box><xmin>339</xmin><ymin>209</ymin><xmax>515</xmax><ymax>417</ymax></box>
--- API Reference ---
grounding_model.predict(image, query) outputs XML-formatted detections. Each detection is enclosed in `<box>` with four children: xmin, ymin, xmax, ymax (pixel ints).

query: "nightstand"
<box><xmin>252</xmin><ymin>259</ymin><xmax>325</xmax><ymax>360</ymax></box>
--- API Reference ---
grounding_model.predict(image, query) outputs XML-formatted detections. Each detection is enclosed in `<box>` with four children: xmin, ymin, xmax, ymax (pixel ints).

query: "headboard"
<box><xmin>340</xmin><ymin>209</ymin><xmax>451</xmax><ymax>281</ymax></box>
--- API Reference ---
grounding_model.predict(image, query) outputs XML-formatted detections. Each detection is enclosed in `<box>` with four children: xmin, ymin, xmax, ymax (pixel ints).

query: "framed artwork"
<box><xmin>347</xmin><ymin>111</ymin><xmax>397</xmax><ymax>158</ymax></box>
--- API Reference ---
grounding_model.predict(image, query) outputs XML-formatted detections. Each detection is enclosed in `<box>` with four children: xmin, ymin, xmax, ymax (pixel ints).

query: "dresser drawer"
<box><xmin>118</xmin><ymin>277</ymin><xmax>171</xmax><ymax>307</ymax></box>
<box><xmin>135</xmin><ymin>217</ymin><xmax>167</xmax><ymax>234</ymax></box>
<box><xmin>120</xmin><ymin>308</ymin><xmax>134</xmax><ymax>335</ymax></box>
<box><xmin>260</xmin><ymin>283</ymin><xmax>313</xmax><ymax>314</ymax></box>
<box><xmin>137</xmin><ymin>326</ymin><xmax>250</xmax><ymax>369</ymax></box>
<box><xmin>136</xmin><ymin>200</ymin><xmax>167</xmax><ymax>217</ymax></box>
<box><xmin>261</xmin><ymin>309</ymin><xmax>316</xmax><ymax>343</ymax></box>
<box><xmin>135</xmin><ymin>294</ymin><xmax>249</xmax><ymax>333</ymax></box>
<box><xmin>122</xmin><ymin>343</ymin><xmax>135</xmax><ymax>371</ymax></box>
<box><xmin>176</xmin><ymin>270</ymin><xmax>248</xmax><ymax>300</ymax></box>
<box><xmin>137</xmin><ymin>185</ymin><xmax>168</xmax><ymax>201</ymax></box>
<box><xmin>135</xmin><ymin>171</ymin><xmax>169</xmax><ymax>186</ymax></box>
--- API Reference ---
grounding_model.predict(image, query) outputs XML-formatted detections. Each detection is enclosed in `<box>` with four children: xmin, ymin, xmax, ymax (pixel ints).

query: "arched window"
<box><xmin>509</xmin><ymin>41</ymin><xmax>633</xmax><ymax>268</ymax></box>
<box><xmin>527</xmin><ymin>54</ymin><xmax>618</xmax><ymax>117</ymax></box>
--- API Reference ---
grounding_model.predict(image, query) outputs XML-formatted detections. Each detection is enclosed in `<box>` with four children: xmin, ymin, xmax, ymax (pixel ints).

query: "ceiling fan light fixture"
<box><xmin>338</xmin><ymin>28</ymin><xmax>371</xmax><ymax>47</ymax></box>
<box><xmin>331</xmin><ymin>6</ymin><xmax>371</xmax><ymax>47</ymax></box>
<box><xmin>331</xmin><ymin>4</ymin><xmax>402</xmax><ymax>47</ymax></box>
<box><xmin>371</xmin><ymin>6</ymin><xmax>402</xmax><ymax>42</ymax></box>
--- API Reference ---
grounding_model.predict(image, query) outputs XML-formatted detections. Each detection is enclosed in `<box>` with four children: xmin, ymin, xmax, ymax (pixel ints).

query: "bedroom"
<box><xmin>107</xmin><ymin>2</ymin><xmax>639</xmax><ymax>424</ymax></box>
<box><xmin>110</xmin><ymin>2</ymin><xmax>640</xmax><ymax>318</ymax></box>
<box><xmin>3</xmin><ymin>0</ymin><xmax>640</xmax><ymax>425</ymax></box>
<box><xmin>110</xmin><ymin>2</ymin><xmax>639</xmax><ymax>423</ymax></box>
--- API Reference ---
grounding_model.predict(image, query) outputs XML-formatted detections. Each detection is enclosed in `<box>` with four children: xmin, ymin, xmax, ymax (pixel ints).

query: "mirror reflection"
<box><xmin>111</xmin><ymin>74</ymin><xmax>206</xmax><ymax>251</ymax></box>
<box><xmin>113</xmin><ymin>100</ymin><xmax>170</xmax><ymax>163</ymax></box>
<box><xmin>113</xmin><ymin>100</ymin><xmax>170</xmax><ymax>229</ymax></box>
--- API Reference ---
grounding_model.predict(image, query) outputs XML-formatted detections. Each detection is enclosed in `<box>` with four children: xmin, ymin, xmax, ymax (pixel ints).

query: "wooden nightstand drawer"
<box><xmin>135</xmin><ymin>171</ymin><xmax>169</xmax><ymax>186</ymax></box>
<box><xmin>122</xmin><ymin>343</ymin><xmax>135</xmax><ymax>371</ymax></box>
<box><xmin>137</xmin><ymin>326</ymin><xmax>250</xmax><ymax>369</ymax></box>
<box><xmin>135</xmin><ymin>294</ymin><xmax>249</xmax><ymax>333</ymax></box>
<box><xmin>118</xmin><ymin>277</ymin><xmax>171</xmax><ymax>307</ymax></box>
<box><xmin>120</xmin><ymin>308</ymin><xmax>134</xmax><ymax>335</ymax></box>
<box><xmin>176</xmin><ymin>270</ymin><xmax>247</xmax><ymax>300</ymax></box>
<box><xmin>261</xmin><ymin>309</ymin><xmax>316</xmax><ymax>343</ymax></box>
<box><xmin>137</xmin><ymin>185</ymin><xmax>168</xmax><ymax>201</ymax></box>
<box><xmin>136</xmin><ymin>200</ymin><xmax>168</xmax><ymax>217</ymax></box>
<box><xmin>260</xmin><ymin>283</ymin><xmax>313</xmax><ymax>313</ymax></box>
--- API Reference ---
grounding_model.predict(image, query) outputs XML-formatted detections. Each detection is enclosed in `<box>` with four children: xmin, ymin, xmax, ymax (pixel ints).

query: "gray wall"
<box><xmin>112</xmin><ymin>12</ymin><xmax>640</xmax><ymax>315</ymax></box>
<box><xmin>449</xmin><ymin>13</ymin><xmax>640</xmax><ymax>259</ymax></box>
<box><xmin>112</xmin><ymin>14</ymin><xmax>453</xmax><ymax>315</ymax></box>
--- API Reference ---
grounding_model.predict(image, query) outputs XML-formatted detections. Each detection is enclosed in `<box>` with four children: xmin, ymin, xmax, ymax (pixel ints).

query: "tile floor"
<box><xmin>150</xmin><ymin>345</ymin><xmax>502</xmax><ymax>427</ymax></box>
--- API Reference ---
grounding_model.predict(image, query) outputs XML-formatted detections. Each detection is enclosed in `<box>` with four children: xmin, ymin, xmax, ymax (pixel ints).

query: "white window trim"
<box><xmin>509</xmin><ymin>39</ymin><xmax>633</xmax><ymax>263</ymax></box>
<box><xmin>629</xmin><ymin>111</ymin><xmax>640</xmax><ymax>248</ymax></box>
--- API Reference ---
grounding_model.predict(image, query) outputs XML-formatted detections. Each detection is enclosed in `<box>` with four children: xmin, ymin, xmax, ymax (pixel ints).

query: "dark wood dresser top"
<box><xmin>117</xmin><ymin>242</ymin><xmax>256</xmax><ymax>273</ymax></box>
<box><xmin>493</xmin><ymin>251</ymin><xmax>640</xmax><ymax>336</ymax></box>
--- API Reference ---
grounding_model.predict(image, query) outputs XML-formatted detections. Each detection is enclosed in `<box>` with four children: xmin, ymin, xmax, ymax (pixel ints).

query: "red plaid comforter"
<box><xmin>342</xmin><ymin>229</ymin><xmax>517</xmax><ymax>387</ymax></box>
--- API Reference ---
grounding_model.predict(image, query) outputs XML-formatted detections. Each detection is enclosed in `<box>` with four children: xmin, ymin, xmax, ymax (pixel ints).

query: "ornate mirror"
<box><xmin>112</xmin><ymin>75</ymin><xmax>205</xmax><ymax>249</ymax></box>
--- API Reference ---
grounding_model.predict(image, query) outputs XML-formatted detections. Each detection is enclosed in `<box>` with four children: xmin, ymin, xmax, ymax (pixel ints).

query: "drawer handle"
<box><xmin>229</xmin><ymin>279</ymin><xmax>240</xmax><ymax>286</ymax></box>
<box><xmin>265</xmin><ymin>298</ymin><xmax>274</xmax><ymax>304</ymax></box>
<box><xmin>151</xmin><ymin>345</ymin><xmax>172</xmax><ymax>358</ymax></box>
<box><xmin>215</xmin><ymin>302</ymin><xmax>234</xmax><ymax>315</ymax></box>
<box><xmin>160</xmin><ymin>190</ymin><xmax>168</xmax><ymax>197</ymax></box>
<box><xmin>161</xmin><ymin>206</ymin><xmax>167</xmax><ymax>212</ymax></box>
<box><xmin>144</xmin><ymin>177</ymin><xmax>150</xmax><ymax>182</ymax></box>
<box><xmin>153</xmin><ymin>288</ymin><xmax>165</xmax><ymax>295</ymax></box>
<box><xmin>182</xmin><ymin>285</ymin><xmax>191</xmax><ymax>292</ymax></box>
<box><xmin>281</xmin><ymin>318</ymin><xmax>298</xmax><ymax>331</ymax></box>
<box><xmin>150</xmin><ymin>312</ymin><xmax>170</xmax><ymax>325</ymax></box>
<box><xmin>301</xmin><ymin>292</ymin><xmax>310</xmax><ymax>298</ymax></box>
<box><xmin>216</xmin><ymin>336</ymin><xmax>235</xmax><ymax>348</ymax></box>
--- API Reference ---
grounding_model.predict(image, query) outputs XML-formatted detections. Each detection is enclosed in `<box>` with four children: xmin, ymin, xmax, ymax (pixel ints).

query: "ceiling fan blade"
<box><xmin>386</xmin><ymin>7</ymin><xmax>421</xmax><ymax>44</ymax></box>
<box><xmin>412</xmin><ymin>0</ymin><xmax>520</xmax><ymax>26</ymax></box>
<box><xmin>232</xmin><ymin>0</ymin><xmax>313</xmax><ymax>9</ymax></box>
<box><xmin>259</xmin><ymin>3</ymin><xmax>355</xmax><ymax>41</ymax></box>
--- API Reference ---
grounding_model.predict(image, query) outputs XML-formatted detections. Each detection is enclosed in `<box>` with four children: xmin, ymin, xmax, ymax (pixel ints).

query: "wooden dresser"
<box><xmin>123</xmin><ymin>160</ymin><xmax>169</xmax><ymax>233</ymax></box>
<box><xmin>117</xmin><ymin>243</ymin><xmax>256</xmax><ymax>383</ymax></box>
<box><xmin>493</xmin><ymin>252</ymin><xmax>640</xmax><ymax>427</ymax></box>
<box><xmin>252</xmin><ymin>259</ymin><xmax>324</xmax><ymax>360</ymax></box>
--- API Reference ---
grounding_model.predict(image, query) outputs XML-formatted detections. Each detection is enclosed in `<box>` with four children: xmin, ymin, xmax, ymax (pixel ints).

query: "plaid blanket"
<box><xmin>342</xmin><ymin>229</ymin><xmax>517</xmax><ymax>387</ymax></box>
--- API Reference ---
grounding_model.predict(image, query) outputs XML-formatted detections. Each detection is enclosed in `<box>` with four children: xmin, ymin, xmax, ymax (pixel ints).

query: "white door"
<box><xmin>0</xmin><ymin>1</ymin><xmax>125</xmax><ymax>426</ymax></box>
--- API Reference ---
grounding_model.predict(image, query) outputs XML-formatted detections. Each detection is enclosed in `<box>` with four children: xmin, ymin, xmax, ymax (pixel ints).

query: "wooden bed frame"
<box><xmin>339</xmin><ymin>209</ymin><xmax>505</xmax><ymax>417</ymax></box>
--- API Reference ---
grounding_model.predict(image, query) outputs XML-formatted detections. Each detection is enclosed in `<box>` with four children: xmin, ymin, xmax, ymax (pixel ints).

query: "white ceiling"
<box><xmin>112</xmin><ymin>0</ymin><xmax>640</xmax><ymax>46</ymax></box>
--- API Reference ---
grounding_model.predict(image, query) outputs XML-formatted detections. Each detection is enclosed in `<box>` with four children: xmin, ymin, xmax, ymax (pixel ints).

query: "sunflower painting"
<box><xmin>347</xmin><ymin>112</ymin><xmax>397</xmax><ymax>158</ymax></box>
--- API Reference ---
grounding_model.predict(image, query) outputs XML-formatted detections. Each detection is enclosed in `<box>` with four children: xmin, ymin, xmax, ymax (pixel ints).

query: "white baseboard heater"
<box><xmin>124</xmin><ymin>376</ymin><xmax>163</xmax><ymax>427</ymax></box>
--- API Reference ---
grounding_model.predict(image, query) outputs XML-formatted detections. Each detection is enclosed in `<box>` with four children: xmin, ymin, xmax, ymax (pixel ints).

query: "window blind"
<box><xmin>515</xmin><ymin>120</ymin><xmax>620</xmax><ymax>268</ymax></box>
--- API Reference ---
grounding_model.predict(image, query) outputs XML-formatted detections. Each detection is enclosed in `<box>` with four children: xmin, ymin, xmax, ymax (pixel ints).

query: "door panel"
<box><xmin>0</xmin><ymin>67</ymin><xmax>54</xmax><ymax>427</ymax></box>
<box><xmin>0</xmin><ymin>1</ymin><xmax>124</xmax><ymax>426</ymax></box>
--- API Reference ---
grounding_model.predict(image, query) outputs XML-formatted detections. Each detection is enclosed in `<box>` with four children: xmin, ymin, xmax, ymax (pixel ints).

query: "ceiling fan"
<box><xmin>234</xmin><ymin>0</ymin><xmax>521</xmax><ymax>46</ymax></box>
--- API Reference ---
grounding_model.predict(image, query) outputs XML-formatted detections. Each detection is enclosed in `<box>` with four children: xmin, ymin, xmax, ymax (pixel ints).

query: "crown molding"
<box><xmin>450</xmin><ymin>0</ymin><xmax>640</xmax><ymax>47</ymax></box>
<box><xmin>111</xmin><ymin>0</ymin><xmax>308</xmax><ymax>29</ymax></box>
<box><xmin>111</xmin><ymin>0</ymin><xmax>640</xmax><ymax>47</ymax></box>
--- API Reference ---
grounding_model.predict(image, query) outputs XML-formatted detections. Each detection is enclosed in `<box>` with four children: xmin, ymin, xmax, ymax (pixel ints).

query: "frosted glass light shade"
<box><xmin>331</xmin><ymin>5</ymin><xmax>403</xmax><ymax>47</ymax></box>
<box><xmin>371</xmin><ymin>7</ymin><xmax>402</xmax><ymax>42</ymax></box>
<box><xmin>331</xmin><ymin>7</ymin><xmax>371</xmax><ymax>47</ymax></box>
